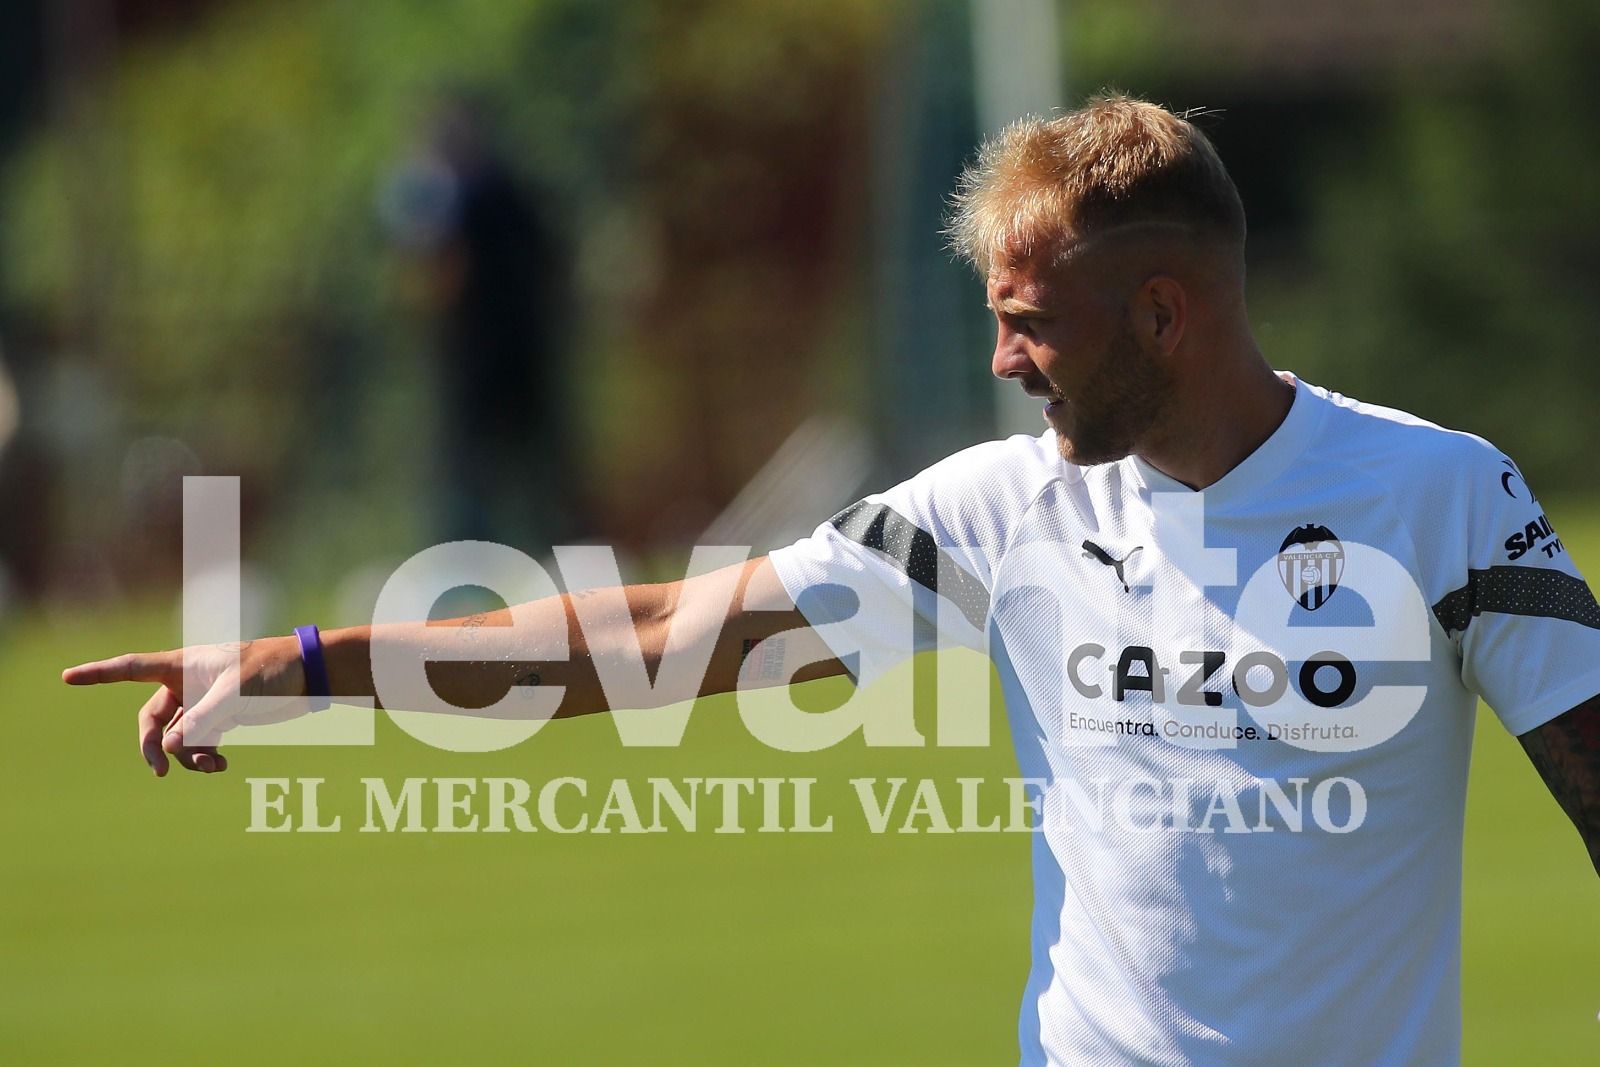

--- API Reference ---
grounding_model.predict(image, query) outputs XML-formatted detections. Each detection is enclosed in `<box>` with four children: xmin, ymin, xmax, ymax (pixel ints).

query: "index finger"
<box><xmin>61</xmin><ymin>651</ymin><xmax>178</xmax><ymax>687</ymax></box>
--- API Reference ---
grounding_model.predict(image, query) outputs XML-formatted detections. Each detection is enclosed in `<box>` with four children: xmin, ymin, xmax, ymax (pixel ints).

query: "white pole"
<box><xmin>970</xmin><ymin>0</ymin><xmax>1066</xmax><ymax>435</ymax></box>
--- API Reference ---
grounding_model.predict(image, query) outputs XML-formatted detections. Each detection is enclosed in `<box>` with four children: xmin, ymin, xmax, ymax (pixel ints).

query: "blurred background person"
<box><xmin>381</xmin><ymin>93</ymin><xmax>577</xmax><ymax>552</ymax></box>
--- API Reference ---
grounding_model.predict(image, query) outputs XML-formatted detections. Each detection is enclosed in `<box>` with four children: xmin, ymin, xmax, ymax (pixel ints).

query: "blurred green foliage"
<box><xmin>7</xmin><ymin>0</ymin><xmax>554</xmax><ymax>436</ymax></box>
<box><xmin>1</xmin><ymin>0</ymin><xmax>893</xmax><ymax>589</ymax></box>
<box><xmin>1266</xmin><ymin>0</ymin><xmax>1600</xmax><ymax>494</ymax></box>
<box><xmin>2</xmin><ymin>0</ymin><xmax>1597</xmax><ymax>595</ymax></box>
<box><xmin>1064</xmin><ymin>0</ymin><xmax>1600</xmax><ymax>494</ymax></box>
<box><xmin>3</xmin><ymin>0</ymin><xmax>631</xmax><ymax>583</ymax></box>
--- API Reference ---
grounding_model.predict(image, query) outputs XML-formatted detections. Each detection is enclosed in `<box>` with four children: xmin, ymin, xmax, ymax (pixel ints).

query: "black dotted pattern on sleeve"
<box><xmin>830</xmin><ymin>500</ymin><xmax>991</xmax><ymax>631</ymax></box>
<box><xmin>1432</xmin><ymin>566</ymin><xmax>1600</xmax><ymax>636</ymax></box>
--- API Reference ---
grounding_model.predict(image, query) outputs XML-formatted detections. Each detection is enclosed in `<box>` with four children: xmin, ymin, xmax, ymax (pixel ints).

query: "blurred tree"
<box><xmin>0</xmin><ymin>0</ymin><xmax>641</xmax><ymax>592</ymax></box>
<box><xmin>1061</xmin><ymin>0</ymin><xmax>1600</xmax><ymax>494</ymax></box>
<box><xmin>1267</xmin><ymin>0</ymin><xmax>1600</xmax><ymax>493</ymax></box>
<box><xmin>0</xmin><ymin>0</ymin><xmax>902</xmax><ymax>593</ymax></box>
<box><xmin>589</xmin><ymin>0</ymin><xmax>890</xmax><ymax>547</ymax></box>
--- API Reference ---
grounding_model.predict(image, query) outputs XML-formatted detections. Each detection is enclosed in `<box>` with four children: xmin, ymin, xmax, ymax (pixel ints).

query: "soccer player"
<box><xmin>65</xmin><ymin>95</ymin><xmax>1600</xmax><ymax>1065</ymax></box>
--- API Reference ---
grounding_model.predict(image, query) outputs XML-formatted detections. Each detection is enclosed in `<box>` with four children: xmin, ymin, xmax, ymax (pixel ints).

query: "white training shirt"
<box><xmin>768</xmin><ymin>375</ymin><xmax>1600</xmax><ymax>1066</ymax></box>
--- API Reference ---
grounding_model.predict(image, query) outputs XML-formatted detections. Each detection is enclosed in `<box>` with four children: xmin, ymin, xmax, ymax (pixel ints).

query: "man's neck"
<box><xmin>1136</xmin><ymin>356</ymin><xmax>1296</xmax><ymax>491</ymax></box>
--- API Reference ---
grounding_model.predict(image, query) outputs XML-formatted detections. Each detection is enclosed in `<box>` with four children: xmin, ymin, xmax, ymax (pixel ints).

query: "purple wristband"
<box><xmin>294</xmin><ymin>624</ymin><xmax>332</xmax><ymax>713</ymax></box>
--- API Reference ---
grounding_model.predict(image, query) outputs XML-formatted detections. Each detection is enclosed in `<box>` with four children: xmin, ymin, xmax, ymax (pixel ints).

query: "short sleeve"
<box><xmin>766</xmin><ymin>436</ymin><xmax>1051</xmax><ymax>687</ymax></box>
<box><xmin>1438</xmin><ymin>450</ymin><xmax>1600</xmax><ymax>735</ymax></box>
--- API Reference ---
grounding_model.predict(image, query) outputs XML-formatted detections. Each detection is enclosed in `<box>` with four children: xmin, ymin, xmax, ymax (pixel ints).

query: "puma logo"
<box><xmin>1082</xmin><ymin>540</ymin><xmax>1143</xmax><ymax>592</ymax></box>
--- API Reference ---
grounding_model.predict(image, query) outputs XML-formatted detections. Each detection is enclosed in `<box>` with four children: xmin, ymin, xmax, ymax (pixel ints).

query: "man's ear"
<box><xmin>1138</xmin><ymin>275</ymin><xmax>1187</xmax><ymax>355</ymax></box>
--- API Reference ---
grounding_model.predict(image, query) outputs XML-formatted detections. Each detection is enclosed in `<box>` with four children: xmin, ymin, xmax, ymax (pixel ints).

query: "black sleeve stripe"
<box><xmin>829</xmin><ymin>500</ymin><xmax>990</xmax><ymax>631</ymax></box>
<box><xmin>1432</xmin><ymin>566</ymin><xmax>1600</xmax><ymax>635</ymax></box>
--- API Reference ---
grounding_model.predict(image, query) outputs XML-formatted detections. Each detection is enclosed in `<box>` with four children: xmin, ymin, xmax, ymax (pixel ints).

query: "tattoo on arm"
<box><xmin>1519</xmin><ymin>695</ymin><xmax>1600</xmax><ymax>877</ymax></box>
<box><xmin>740</xmin><ymin>636</ymin><xmax>787</xmax><ymax>684</ymax></box>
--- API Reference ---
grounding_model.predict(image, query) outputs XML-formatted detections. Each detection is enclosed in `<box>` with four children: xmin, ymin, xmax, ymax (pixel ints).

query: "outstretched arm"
<box><xmin>62</xmin><ymin>556</ymin><xmax>844</xmax><ymax>777</ymax></box>
<box><xmin>1518</xmin><ymin>693</ymin><xmax>1600</xmax><ymax>877</ymax></box>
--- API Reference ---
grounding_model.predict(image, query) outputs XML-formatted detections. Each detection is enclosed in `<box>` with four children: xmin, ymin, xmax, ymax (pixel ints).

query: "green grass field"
<box><xmin>5</xmin><ymin>507</ymin><xmax>1599</xmax><ymax>1064</ymax></box>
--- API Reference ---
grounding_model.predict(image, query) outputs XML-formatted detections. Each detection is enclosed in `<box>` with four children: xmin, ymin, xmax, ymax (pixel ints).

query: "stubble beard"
<box><xmin>1053</xmin><ymin>317</ymin><xmax>1174</xmax><ymax>467</ymax></box>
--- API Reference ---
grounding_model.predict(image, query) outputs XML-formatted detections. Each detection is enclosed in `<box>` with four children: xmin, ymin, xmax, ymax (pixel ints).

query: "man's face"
<box><xmin>986</xmin><ymin>252</ymin><xmax>1173</xmax><ymax>466</ymax></box>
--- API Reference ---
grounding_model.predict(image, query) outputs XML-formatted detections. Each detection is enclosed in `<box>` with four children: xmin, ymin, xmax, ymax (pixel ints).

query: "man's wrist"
<box><xmin>319</xmin><ymin>625</ymin><xmax>376</xmax><ymax>705</ymax></box>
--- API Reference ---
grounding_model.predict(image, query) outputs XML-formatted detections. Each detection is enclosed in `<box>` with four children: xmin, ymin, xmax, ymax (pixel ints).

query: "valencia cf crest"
<box><xmin>1277</xmin><ymin>524</ymin><xmax>1344</xmax><ymax>611</ymax></box>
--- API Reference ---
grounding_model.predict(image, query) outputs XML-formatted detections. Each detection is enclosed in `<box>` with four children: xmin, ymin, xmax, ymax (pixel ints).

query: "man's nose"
<box><xmin>991</xmin><ymin>325</ymin><xmax>1035</xmax><ymax>381</ymax></box>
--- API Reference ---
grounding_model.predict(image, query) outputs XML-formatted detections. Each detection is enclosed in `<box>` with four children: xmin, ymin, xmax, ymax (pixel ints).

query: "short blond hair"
<box><xmin>947</xmin><ymin>93</ymin><xmax>1246</xmax><ymax>274</ymax></box>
